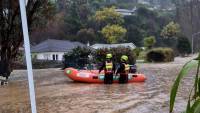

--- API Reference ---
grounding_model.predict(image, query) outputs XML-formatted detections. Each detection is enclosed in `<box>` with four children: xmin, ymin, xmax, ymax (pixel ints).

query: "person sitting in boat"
<box><xmin>116</xmin><ymin>55</ymin><xmax>130</xmax><ymax>84</ymax></box>
<box><xmin>99</xmin><ymin>53</ymin><xmax>116</xmax><ymax>84</ymax></box>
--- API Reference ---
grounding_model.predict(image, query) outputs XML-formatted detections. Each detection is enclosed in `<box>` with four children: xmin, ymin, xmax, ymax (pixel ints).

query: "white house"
<box><xmin>91</xmin><ymin>43</ymin><xmax>136</xmax><ymax>50</ymax></box>
<box><xmin>31</xmin><ymin>39</ymin><xmax>85</xmax><ymax>61</ymax></box>
<box><xmin>115</xmin><ymin>8</ymin><xmax>136</xmax><ymax>16</ymax></box>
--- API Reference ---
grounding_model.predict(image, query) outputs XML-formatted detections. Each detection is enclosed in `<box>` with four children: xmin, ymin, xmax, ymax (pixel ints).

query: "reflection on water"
<box><xmin>0</xmin><ymin>63</ymin><xmax>193</xmax><ymax>113</ymax></box>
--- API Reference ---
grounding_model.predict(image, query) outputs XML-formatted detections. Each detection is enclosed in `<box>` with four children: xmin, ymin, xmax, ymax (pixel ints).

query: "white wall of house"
<box><xmin>34</xmin><ymin>52</ymin><xmax>65</xmax><ymax>61</ymax></box>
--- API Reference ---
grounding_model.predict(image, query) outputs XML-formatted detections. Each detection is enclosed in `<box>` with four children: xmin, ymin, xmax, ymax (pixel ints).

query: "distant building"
<box><xmin>31</xmin><ymin>39</ymin><xmax>85</xmax><ymax>61</ymax></box>
<box><xmin>115</xmin><ymin>8</ymin><xmax>136</xmax><ymax>16</ymax></box>
<box><xmin>138</xmin><ymin>0</ymin><xmax>151</xmax><ymax>5</ymax></box>
<box><xmin>137</xmin><ymin>0</ymin><xmax>174</xmax><ymax>10</ymax></box>
<box><xmin>91</xmin><ymin>43</ymin><xmax>136</xmax><ymax>50</ymax></box>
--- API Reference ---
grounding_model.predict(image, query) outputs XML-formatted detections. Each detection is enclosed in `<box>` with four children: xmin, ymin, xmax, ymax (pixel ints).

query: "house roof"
<box><xmin>31</xmin><ymin>39</ymin><xmax>85</xmax><ymax>53</ymax></box>
<box><xmin>91</xmin><ymin>43</ymin><xmax>136</xmax><ymax>49</ymax></box>
<box><xmin>115</xmin><ymin>8</ymin><xmax>136</xmax><ymax>16</ymax></box>
<box><xmin>115</xmin><ymin>9</ymin><xmax>135</xmax><ymax>13</ymax></box>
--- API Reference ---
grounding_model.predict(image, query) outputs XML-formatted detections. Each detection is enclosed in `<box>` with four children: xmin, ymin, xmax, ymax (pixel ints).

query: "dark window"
<box><xmin>53</xmin><ymin>54</ymin><xmax>55</xmax><ymax>60</ymax></box>
<box><xmin>56</xmin><ymin>55</ymin><xmax>58</xmax><ymax>60</ymax></box>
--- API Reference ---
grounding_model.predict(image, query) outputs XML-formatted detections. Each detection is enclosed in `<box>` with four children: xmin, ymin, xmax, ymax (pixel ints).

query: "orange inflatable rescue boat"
<box><xmin>64</xmin><ymin>68</ymin><xmax>146</xmax><ymax>83</ymax></box>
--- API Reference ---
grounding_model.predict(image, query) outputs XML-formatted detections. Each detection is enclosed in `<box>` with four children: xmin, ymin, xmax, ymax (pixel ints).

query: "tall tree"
<box><xmin>76</xmin><ymin>28</ymin><xmax>96</xmax><ymax>44</ymax></box>
<box><xmin>63</xmin><ymin>0</ymin><xmax>92</xmax><ymax>35</ymax></box>
<box><xmin>124</xmin><ymin>7</ymin><xmax>173</xmax><ymax>47</ymax></box>
<box><xmin>144</xmin><ymin>36</ymin><xmax>156</xmax><ymax>49</ymax></box>
<box><xmin>161</xmin><ymin>21</ymin><xmax>180</xmax><ymax>38</ymax></box>
<box><xmin>174</xmin><ymin>0</ymin><xmax>200</xmax><ymax>52</ymax></box>
<box><xmin>160</xmin><ymin>21</ymin><xmax>180</xmax><ymax>48</ymax></box>
<box><xmin>101</xmin><ymin>24</ymin><xmax>127</xmax><ymax>43</ymax></box>
<box><xmin>94</xmin><ymin>7</ymin><xmax>124</xmax><ymax>28</ymax></box>
<box><xmin>94</xmin><ymin>7</ymin><xmax>127</xmax><ymax>43</ymax></box>
<box><xmin>0</xmin><ymin>0</ymin><xmax>55</xmax><ymax>78</ymax></box>
<box><xmin>125</xmin><ymin>24</ymin><xmax>144</xmax><ymax>46</ymax></box>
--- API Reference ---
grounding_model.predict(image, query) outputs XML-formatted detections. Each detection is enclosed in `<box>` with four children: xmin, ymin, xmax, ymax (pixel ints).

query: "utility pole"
<box><xmin>19</xmin><ymin>0</ymin><xmax>37</xmax><ymax>113</ymax></box>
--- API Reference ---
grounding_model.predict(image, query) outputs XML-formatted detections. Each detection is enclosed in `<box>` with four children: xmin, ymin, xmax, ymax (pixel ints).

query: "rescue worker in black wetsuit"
<box><xmin>116</xmin><ymin>55</ymin><xmax>130</xmax><ymax>84</ymax></box>
<box><xmin>99</xmin><ymin>53</ymin><xmax>115</xmax><ymax>84</ymax></box>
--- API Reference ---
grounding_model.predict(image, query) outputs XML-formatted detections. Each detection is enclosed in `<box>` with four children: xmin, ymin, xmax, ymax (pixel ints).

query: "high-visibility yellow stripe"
<box><xmin>125</xmin><ymin>64</ymin><xmax>130</xmax><ymax>71</ymax></box>
<box><xmin>106</xmin><ymin>62</ymin><xmax>113</xmax><ymax>71</ymax></box>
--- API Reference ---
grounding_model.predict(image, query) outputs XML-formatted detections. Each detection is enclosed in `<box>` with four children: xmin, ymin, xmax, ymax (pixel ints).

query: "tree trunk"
<box><xmin>0</xmin><ymin>60</ymin><xmax>11</xmax><ymax>79</ymax></box>
<box><xmin>0</xmin><ymin>0</ymin><xmax>55</xmax><ymax>80</ymax></box>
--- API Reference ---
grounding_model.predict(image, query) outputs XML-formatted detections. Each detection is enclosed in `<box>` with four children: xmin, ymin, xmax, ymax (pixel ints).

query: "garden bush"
<box><xmin>146</xmin><ymin>48</ymin><xmax>174</xmax><ymax>62</ymax></box>
<box><xmin>63</xmin><ymin>47</ymin><xmax>92</xmax><ymax>69</ymax></box>
<box><xmin>176</xmin><ymin>36</ymin><xmax>191</xmax><ymax>56</ymax></box>
<box><xmin>133</xmin><ymin>47</ymin><xmax>143</xmax><ymax>58</ymax></box>
<box><xmin>32</xmin><ymin>60</ymin><xmax>63</xmax><ymax>69</ymax></box>
<box><xmin>94</xmin><ymin>47</ymin><xmax>136</xmax><ymax>64</ymax></box>
<box><xmin>137</xmin><ymin>51</ymin><xmax>146</xmax><ymax>60</ymax></box>
<box><xmin>63</xmin><ymin>47</ymin><xmax>136</xmax><ymax>69</ymax></box>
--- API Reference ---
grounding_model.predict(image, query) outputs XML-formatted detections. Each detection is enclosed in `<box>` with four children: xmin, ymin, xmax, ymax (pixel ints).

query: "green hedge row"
<box><xmin>146</xmin><ymin>48</ymin><xmax>174</xmax><ymax>62</ymax></box>
<box><xmin>63</xmin><ymin>47</ymin><xmax>92</xmax><ymax>69</ymax></box>
<box><xmin>63</xmin><ymin>47</ymin><xmax>136</xmax><ymax>69</ymax></box>
<box><xmin>95</xmin><ymin>47</ymin><xmax>136</xmax><ymax>64</ymax></box>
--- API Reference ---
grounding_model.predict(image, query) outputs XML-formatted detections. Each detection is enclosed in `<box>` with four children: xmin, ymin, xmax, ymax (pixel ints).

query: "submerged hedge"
<box><xmin>146</xmin><ymin>48</ymin><xmax>174</xmax><ymax>62</ymax></box>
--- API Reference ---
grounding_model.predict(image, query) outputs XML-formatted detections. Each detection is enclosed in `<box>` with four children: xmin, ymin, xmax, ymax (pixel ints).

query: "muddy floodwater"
<box><xmin>0</xmin><ymin>56</ymin><xmax>197</xmax><ymax>113</ymax></box>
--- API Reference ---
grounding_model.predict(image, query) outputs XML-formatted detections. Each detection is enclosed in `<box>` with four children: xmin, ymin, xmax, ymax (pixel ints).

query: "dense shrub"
<box><xmin>13</xmin><ymin>60</ymin><xmax>63</xmax><ymax>69</ymax></box>
<box><xmin>94</xmin><ymin>47</ymin><xmax>136</xmax><ymax>64</ymax></box>
<box><xmin>176</xmin><ymin>36</ymin><xmax>191</xmax><ymax>56</ymax></box>
<box><xmin>63</xmin><ymin>47</ymin><xmax>136</xmax><ymax>69</ymax></box>
<box><xmin>143</xmin><ymin>36</ymin><xmax>156</xmax><ymax>49</ymax></box>
<box><xmin>32</xmin><ymin>60</ymin><xmax>63</xmax><ymax>69</ymax></box>
<box><xmin>63</xmin><ymin>47</ymin><xmax>92</xmax><ymax>69</ymax></box>
<box><xmin>133</xmin><ymin>47</ymin><xmax>143</xmax><ymax>57</ymax></box>
<box><xmin>146</xmin><ymin>48</ymin><xmax>174</xmax><ymax>62</ymax></box>
<box><xmin>137</xmin><ymin>51</ymin><xmax>146</xmax><ymax>60</ymax></box>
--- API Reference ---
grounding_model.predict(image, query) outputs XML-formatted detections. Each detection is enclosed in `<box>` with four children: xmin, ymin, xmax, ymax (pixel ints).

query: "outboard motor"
<box><xmin>129</xmin><ymin>64</ymin><xmax>137</xmax><ymax>73</ymax></box>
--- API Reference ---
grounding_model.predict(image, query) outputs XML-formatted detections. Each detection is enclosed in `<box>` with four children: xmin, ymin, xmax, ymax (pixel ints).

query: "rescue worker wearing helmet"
<box><xmin>116</xmin><ymin>55</ymin><xmax>130</xmax><ymax>84</ymax></box>
<box><xmin>99</xmin><ymin>53</ymin><xmax>116</xmax><ymax>84</ymax></box>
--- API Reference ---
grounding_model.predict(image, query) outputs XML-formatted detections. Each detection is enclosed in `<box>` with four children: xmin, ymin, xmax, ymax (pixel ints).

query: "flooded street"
<box><xmin>0</xmin><ymin>56</ymin><xmax>197</xmax><ymax>113</ymax></box>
